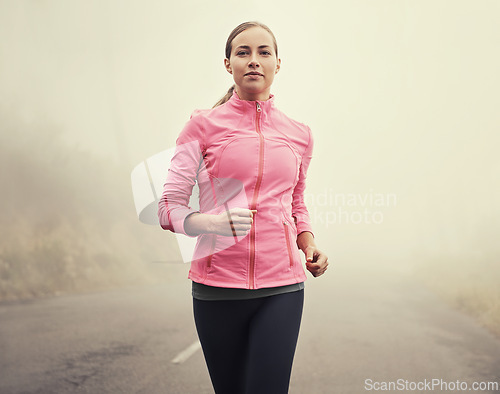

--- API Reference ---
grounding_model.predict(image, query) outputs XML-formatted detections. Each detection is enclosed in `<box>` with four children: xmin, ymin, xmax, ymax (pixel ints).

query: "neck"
<box><xmin>235</xmin><ymin>88</ymin><xmax>271</xmax><ymax>102</ymax></box>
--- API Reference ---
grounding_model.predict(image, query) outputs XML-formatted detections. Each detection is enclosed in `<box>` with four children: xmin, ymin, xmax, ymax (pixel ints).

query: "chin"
<box><xmin>241</xmin><ymin>84</ymin><xmax>268</xmax><ymax>93</ymax></box>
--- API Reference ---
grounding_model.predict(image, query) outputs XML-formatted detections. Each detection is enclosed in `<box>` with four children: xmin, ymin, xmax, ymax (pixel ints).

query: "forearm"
<box><xmin>184</xmin><ymin>208</ymin><xmax>254</xmax><ymax>237</ymax></box>
<box><xmin>296</xmin><ymin>231</ymin><xmax>315</xmax><ymax>252</ymax></box>
<box><xmin>184</xmin><ymin>212</ymin><xmax>214</xmax><ymax>237</ymax></box>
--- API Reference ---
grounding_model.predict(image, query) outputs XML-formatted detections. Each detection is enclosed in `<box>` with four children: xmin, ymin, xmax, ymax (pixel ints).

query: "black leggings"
<box><xmin>193</xmin><ymin>289</ymin><xmax>304</xmax><ymax>394</ymax></box>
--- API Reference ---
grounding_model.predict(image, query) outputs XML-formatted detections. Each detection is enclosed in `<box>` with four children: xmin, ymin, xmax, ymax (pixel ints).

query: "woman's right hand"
<box><xmin>210</xmin><ymin>208</ymin><xmax>256</xmax><ymax>237</ymax></box>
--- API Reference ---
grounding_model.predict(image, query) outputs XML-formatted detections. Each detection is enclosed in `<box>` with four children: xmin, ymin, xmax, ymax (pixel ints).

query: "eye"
<box><xmin>236</xmin><ymin>50</ymin><xmax>248</xmax><ymax>56</ymax></box>
<box><xmin>261</xmin><ymin>51</ymin><xmax>271</xmax><ymax>56</ymax></box>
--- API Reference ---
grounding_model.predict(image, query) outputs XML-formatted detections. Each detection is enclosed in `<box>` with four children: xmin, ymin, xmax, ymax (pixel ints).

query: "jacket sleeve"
<box><xmin>292</xmin><ymin>126</ymin><xmax>314</xmax><ymax>238</ymax></box>
<box><xmin>157</xmin><ymin>113</ymin><xmax>205</xmax><ymax>237</ymax></box>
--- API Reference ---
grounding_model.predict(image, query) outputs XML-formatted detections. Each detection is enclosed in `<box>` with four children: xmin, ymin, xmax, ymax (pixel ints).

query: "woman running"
<box><xmin>158</xmin><ymin>20</ymin><xmax>329</xmax><ymax>394</ymax></box>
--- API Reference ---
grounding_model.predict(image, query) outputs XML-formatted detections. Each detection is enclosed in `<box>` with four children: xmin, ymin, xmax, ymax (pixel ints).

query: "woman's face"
<box><xmin>224</xmin><ymin>27</ymin><xmax>281</xmax><ymax>101</ymax></box>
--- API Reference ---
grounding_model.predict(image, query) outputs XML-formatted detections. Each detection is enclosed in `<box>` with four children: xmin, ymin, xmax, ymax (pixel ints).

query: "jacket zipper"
<box><xmin>283</xmin><ymin>221</ymin><xmax>294</xmax><ymax>268</ymax></box>
<box><xmin>249</xmin><ymin>102</ymin><xmax>264</xmax><ymax>289</ymax></box>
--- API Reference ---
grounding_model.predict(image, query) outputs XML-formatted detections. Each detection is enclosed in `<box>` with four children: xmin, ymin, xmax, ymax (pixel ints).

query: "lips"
<box><xmin>245</xmin><ymin>72</ymin><xmax>263</xmax><ymax>77</ymax></box>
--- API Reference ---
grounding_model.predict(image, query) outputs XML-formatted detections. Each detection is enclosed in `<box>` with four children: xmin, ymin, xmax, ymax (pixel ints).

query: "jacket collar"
<box><xmin>226</xmin><ymin>89</ymin><xmax>275</xmax><ymax>114</ymax></box>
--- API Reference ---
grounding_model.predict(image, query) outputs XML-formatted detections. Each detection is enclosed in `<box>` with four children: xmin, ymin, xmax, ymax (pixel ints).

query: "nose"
<box><xmin>248</xmin><ymin>54</ymin><xmax>260</xmax><ymax>68</ymax></box>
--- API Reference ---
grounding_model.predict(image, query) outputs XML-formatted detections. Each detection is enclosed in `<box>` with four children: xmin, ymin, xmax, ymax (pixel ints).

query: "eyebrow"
<box><xmin>235</xmin><ymin>45</ymin><xmax>272</xmax><ymax>50</ymax></box>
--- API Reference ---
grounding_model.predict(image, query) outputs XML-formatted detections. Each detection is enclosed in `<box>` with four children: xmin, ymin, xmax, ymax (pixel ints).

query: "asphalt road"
<box><xmin>1</xmin><ymin>262</ymin><xmax>499</xmax><ymax>394</ymax></box>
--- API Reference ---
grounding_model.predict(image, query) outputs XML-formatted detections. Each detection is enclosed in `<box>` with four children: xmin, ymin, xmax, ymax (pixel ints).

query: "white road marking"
<box><xmin>171</xmin><ymin>340</ymin><xmax>202</xmax><ymax>364</ymax></box>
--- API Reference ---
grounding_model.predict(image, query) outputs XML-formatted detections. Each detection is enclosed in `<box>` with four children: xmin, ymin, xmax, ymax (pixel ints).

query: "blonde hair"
<box><xmin>213</xmin><ymin>21</ymin><xmax>278</xmax><ymax>108</ymax></box>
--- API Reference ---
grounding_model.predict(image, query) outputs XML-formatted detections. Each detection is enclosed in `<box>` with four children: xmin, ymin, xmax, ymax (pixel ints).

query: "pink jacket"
<box><xmin>158</xmin><ymin>90</ymin><xmax>314</xmax><ymax>289</ymax></box>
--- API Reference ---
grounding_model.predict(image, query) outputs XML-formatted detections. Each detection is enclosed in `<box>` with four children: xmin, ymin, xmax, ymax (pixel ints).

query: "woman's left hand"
<box><xmin>303</xmin><ymin>246</ymin><xmax>329</xmax><ymax>277</ymax></box>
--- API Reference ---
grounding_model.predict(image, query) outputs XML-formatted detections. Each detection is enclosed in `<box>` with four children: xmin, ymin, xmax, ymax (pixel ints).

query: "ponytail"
<box><xmin>213</xmin><ymin>85</ymin><xmax>235</xmax><ymax>108</ymax></box>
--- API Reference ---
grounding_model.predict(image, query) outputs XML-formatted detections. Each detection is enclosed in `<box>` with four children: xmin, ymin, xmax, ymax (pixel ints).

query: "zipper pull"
<box><xmin>256</xmin><ymin>102</ymin><xmax>261</xmax><ymax>112</ymax></box>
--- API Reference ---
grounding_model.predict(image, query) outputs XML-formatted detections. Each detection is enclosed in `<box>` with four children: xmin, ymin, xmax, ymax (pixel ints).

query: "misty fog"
<box><xmin>0</xmin><ymin>0</ymin><xmax>498</xmax><ymax>332</ymax></box>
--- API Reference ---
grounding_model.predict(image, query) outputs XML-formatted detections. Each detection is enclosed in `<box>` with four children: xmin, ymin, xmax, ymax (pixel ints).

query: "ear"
<box><xmin>224</xmin><ymin>58</ymin><xmax>232</xmax><ymax>74</ymax></box>
<box><xmin>275</xmin><ymin>58</ymin><xmax>281</xmax><ymax>74</ymax></box>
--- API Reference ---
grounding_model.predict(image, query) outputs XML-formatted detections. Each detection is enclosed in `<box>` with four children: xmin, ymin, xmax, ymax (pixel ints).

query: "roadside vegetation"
<box><xmin>412</xmin><ymin>232</ymin><xmax>500</xmax><ymax>338</ymax></box>
<box><xmin>0</xmin><ymin>111</ymin><xmax>176</xmax><ymax>301</ymax></box>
